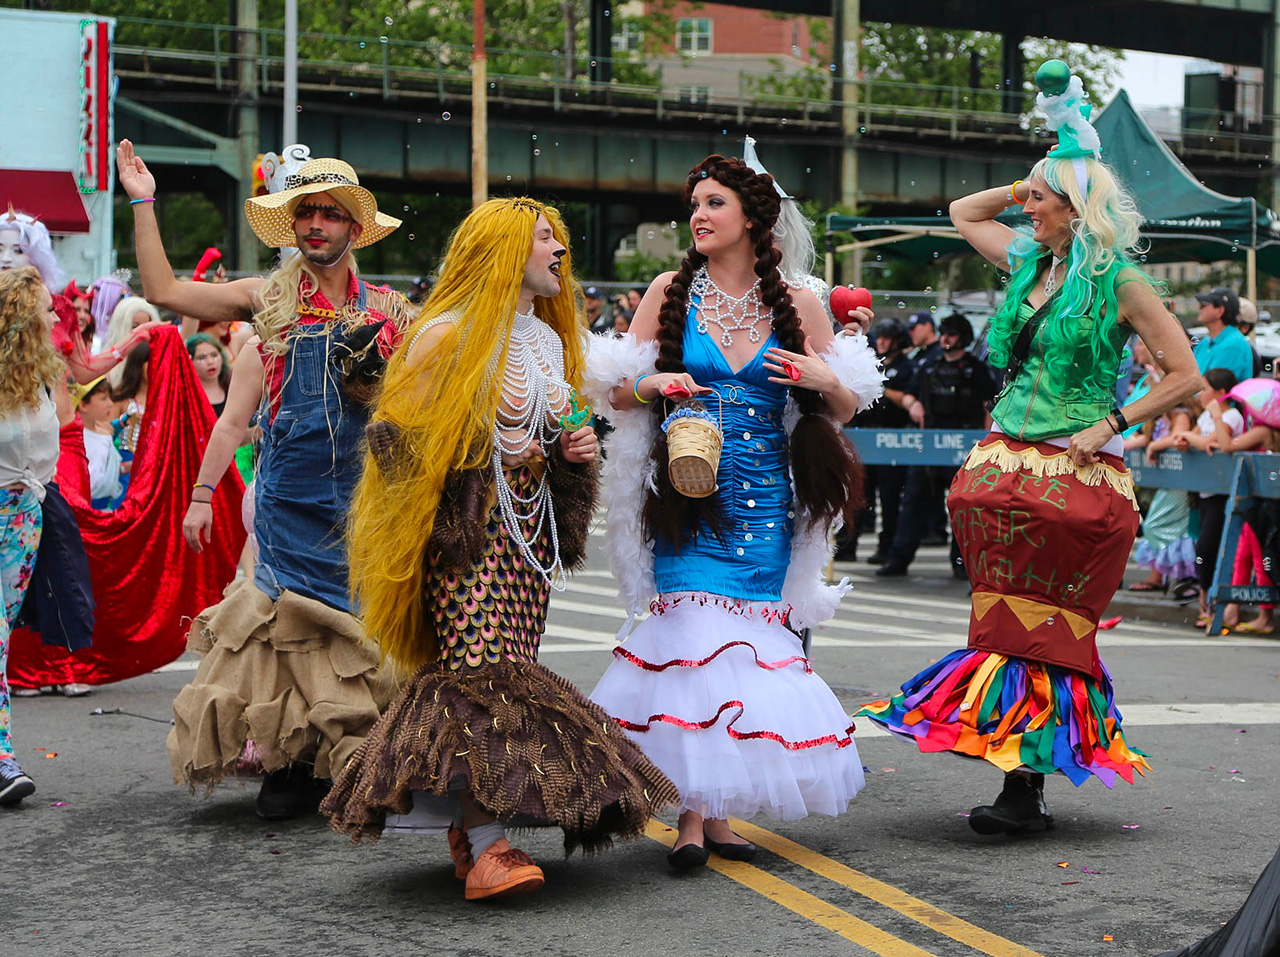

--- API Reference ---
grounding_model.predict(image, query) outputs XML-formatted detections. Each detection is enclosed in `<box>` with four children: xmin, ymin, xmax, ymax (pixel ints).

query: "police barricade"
<box><xmin>846</xmin><ymin>428</ymin><xmax>1280</xmax><ymax>634</ymax></box>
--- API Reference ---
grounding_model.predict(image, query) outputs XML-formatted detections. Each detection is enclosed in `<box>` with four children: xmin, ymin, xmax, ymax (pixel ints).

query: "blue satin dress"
<box><xmin>653</xmin><ymin>296</ymin><xmax>793</xmax><ymax>602</ymax></box>
<box><xmin>590</xmin><ymin>297</ymin><xmax>865</xmax><ymax>822</ymax></box>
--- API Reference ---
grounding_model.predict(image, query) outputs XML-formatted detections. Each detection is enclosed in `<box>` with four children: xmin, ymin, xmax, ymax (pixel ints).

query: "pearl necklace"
<box><xmin>491</xmin><ymin>308</ymin><xmax>572</xmax><ymax>590</ymax></box>
<box><xmin>1043</xmin><ymin>254</ymin><xmax>1065</xmax><ymax>297</ymax></box>
<box><xmin>689</xmin><ymin>265</ymin><xmax>771</xmax><ymax>347</ymax></box>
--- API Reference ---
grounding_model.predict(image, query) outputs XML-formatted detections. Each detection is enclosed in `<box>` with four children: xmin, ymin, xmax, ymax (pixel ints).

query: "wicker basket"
<box><xmin>666</xmin><ymin>400</ymin><xmax>723</xmax><ymax>498</ymax></box>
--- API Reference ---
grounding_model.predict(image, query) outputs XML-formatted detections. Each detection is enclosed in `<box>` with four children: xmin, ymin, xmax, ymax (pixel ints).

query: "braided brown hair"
<box><xmin>643</xmin><ymin>155</ymin><xmax>862</xmax><ymax>550</ymax></box>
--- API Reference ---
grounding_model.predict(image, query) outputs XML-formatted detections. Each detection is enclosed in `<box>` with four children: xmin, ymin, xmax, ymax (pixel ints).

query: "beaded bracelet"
<box><xmin>633</xmin><ymin>374</ymin><xmax>654</xmax><ymax>404</ymax></box>
<box><xmin>129</xmin><ymin>197</ymin><xmax>156</xmax><ymax>205</ymax></box>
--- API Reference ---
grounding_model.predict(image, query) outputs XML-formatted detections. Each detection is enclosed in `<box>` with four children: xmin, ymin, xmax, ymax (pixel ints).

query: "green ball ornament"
<box><xmin>1034</xmin><ymin>59</ymin><xmax>1071</xmax><ymax>96</ymax></box>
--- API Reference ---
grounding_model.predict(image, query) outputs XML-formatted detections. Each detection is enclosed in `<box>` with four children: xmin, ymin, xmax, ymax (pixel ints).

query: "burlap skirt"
<box><xmin>321</xmin><ymin>658</ymin><xmax>680</xmax><ymax>853</ymax></box>
<box><xmin>168</xmin><ymin>577</ymin><xmax>397</xmax><ymax>791</ymax></box>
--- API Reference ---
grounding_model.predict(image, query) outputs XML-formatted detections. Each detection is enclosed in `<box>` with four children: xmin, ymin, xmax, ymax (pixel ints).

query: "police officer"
<box><xmin>838</xmin><ymin>317</ymin><xmax>921</xmax><ymax>563</ymax></box>
<box><xmin>908</xmin><ymin>311</ymin><xmax>946</xmax><ymax>541</ymax></box>
<box><xmin>877</xmin><ymin>313</ymin><xmax>997</xmax><ymax>578</ymax></box>
<box><xmin>908</xmin><ymin>311</ymin><xmax>943</xmax><ymax>372</ymax></box>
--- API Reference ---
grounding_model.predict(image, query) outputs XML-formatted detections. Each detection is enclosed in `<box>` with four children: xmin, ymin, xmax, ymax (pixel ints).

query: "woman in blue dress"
<box><xmin>586</xmin><ymin>155</ymin><xmax>884</xmax><ymax>868</ymax></box>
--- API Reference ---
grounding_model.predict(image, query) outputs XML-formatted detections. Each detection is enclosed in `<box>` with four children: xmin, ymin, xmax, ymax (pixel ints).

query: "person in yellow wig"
<box><xmin>321</xmin><ymin>198</ymin><xmax>678</xmax><ymax>902</ymax></box>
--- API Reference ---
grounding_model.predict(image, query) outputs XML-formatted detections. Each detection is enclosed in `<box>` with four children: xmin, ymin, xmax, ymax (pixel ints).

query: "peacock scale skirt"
<box><xmin>323</xmin><ymin>464</ymin><xmax>678</xmax><ymax>851</ymax></box>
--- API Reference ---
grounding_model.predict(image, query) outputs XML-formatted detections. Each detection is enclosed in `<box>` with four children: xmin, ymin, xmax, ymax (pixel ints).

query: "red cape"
<box><xmin>8</xmin><ymin>324</ymin><xmax>247</xmax><ymax>687</ymax></box>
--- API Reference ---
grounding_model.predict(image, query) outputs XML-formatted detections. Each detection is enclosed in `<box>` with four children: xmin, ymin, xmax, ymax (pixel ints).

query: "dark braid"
<box><xmin>642</xmin><ymin>155</ymin><xmax>863</xmax><ymax>549</ymax></box>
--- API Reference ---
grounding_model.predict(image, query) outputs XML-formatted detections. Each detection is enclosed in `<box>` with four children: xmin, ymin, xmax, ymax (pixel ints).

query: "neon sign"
<box><xmin>78</xmin><ymin>18</ymin><xmax>111</xmax><ymax>194</ymax></box>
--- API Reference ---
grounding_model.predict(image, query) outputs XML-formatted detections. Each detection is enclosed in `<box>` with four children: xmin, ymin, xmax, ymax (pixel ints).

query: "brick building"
<box><xmin>616</xmin><ymin>1</ymin><xmax>828</xmax><ymax>102</ymax></box>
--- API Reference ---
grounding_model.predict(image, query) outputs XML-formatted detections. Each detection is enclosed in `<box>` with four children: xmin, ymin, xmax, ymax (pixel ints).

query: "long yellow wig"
<box><xmin>347</xmin><ymin>198</ymin><xmax>587</xmax><ymax>671</ymax></box>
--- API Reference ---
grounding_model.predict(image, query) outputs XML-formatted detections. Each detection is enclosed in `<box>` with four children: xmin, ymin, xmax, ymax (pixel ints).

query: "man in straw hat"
<box><xmin>116</xmin><ymin>140</ymin><xmax>410</xmax><ymax>820</ymax></box>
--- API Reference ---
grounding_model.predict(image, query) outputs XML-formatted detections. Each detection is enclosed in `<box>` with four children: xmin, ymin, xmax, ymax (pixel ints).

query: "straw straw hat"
<box><xmin>243</xmin><ymin>158</ymin><xmax>401</xmax><ymax>249</ymax></box>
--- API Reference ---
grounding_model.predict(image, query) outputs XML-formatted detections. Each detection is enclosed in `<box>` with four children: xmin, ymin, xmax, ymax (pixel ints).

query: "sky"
<box><xmin>1118</xmin><ymin>49</ymin><xmax>1214</xmax><ymax>108</ymax></box>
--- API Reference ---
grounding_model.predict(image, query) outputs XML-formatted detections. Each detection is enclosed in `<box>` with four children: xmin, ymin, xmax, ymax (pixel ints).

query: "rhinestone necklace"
<box><xmin>1043</xmin><ymin>254</ymin><xmax>1065</xmax><ymax>297</ymax></box>
<box><xmin>490</xmin><ymin>308</ymin><xmax>571</xmax><ymax>589</ymax></box>
<box><xmin>689</xmin><ymin>265</ymin><xmax>772</xmax><ymax>347</ymax></box>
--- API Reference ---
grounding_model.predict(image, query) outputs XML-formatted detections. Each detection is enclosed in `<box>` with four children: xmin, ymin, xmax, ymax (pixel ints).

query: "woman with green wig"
<box><xmin>859</xmin><ymin>62</ymin><xmax>1200</xmax><ymax>835</ymax></box>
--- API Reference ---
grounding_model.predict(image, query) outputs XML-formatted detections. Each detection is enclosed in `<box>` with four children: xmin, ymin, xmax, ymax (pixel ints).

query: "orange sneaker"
<box><xmin>463</xmin><ymin>839</ymin><xmax>545</xmax><ymax>901</ymax></box>
<box><xmin>447</xmin><ymin>826</ymin><xmax>473</xmax><ymax>880</ymax></box>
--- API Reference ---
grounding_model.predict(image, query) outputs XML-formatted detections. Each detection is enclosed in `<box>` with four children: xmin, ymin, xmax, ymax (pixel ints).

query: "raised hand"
<box><xmin>116</xmin><ymin>139</ymin><xmax>157</xmax><ymax>201</ymax></box>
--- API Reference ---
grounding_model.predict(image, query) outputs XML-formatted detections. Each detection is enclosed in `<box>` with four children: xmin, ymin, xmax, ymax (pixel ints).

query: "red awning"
<box><xmin>0</xmin><ymin>169</ymin><xmax>91</xmax><ymax>234</ymax></box>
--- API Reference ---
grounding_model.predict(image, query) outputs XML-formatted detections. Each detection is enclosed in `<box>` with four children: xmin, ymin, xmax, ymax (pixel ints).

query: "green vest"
<box><xmin>991</xmin><ymin>274</ymin><xmax>1130</xmax><ymax>441</ymax></box>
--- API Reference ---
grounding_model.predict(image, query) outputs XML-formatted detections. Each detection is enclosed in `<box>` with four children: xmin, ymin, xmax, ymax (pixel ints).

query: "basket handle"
<box><xmin>664</xmin><ymin>391</ymin><xmax>724</xmax><ymax>429</ymax></box>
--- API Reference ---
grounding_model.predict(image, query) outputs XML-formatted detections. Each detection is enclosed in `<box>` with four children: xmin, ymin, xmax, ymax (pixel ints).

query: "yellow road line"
<box><xmin>644</xmin><ymin>820</ymin><xmax>935</xmax><ymax>957</ymax></box>
<box><xmin>731</xmin><ymin>820</ymin><xmax>1045</xmax><ymax>957</ymax></box>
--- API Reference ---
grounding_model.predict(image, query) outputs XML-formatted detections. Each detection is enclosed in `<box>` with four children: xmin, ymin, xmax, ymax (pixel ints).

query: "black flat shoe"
<box><xmin>968</xmin><ymin>773</ymin><xmax>1054</xmax><ymax>836</ymax></box>
<box><xmin>666</xmin><ymin>842</ymin><xmax>710</xmax><ymax>869</ymax></box>
<box><xmin>705</xmin><ymin>836</ymin><xmax>758</xmax><ymax>862</ymax></box>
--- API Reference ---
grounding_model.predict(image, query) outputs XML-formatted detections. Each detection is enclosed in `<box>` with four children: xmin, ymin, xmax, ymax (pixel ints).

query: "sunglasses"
<box><xmin>293</xmin><ymin>204</ymin><xmax>353</xmax><ymax>225</ymax></box>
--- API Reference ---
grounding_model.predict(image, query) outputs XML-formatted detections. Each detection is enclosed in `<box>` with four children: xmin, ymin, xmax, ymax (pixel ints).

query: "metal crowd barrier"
<box><xmin>845</xmin><ymin>428</ymin><xmax>1280</xmax><ymax>634</ymax></box>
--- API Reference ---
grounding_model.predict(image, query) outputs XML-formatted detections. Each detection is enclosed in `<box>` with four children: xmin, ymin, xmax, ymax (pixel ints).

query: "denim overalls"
<box><xmin>253</xmin><ymin>284</ymin><xmax>370</xmax><ymax>612</ymax></box>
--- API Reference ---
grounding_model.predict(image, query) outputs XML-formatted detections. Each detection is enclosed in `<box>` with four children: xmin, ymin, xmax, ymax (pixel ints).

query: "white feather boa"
<box><xmin>584</xmin><ymin>332</ymin><xmax>883</xmax><ymax>631</ymax></box>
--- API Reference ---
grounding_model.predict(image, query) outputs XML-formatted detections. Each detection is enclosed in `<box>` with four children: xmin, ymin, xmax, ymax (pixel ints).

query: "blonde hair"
<box><xmin>347</xmin><ymin>199</ymin><xmax>586</xmax><ymax>670</ymax></box>
<box><xmin>0</xmin><ymin>267</ymin><xmax>64</xmax><ymax>415</ymax></box>
<box><xmin>254</xmin><ymin>250</ymin><xmax>363</xmax><ymax>358</ymax></box>
<box><xmin>990</xmin><ymin>156</ymin><xmax>1151</xmax><ymax>396</ymax></box>
<box><xmin>1026</xmin><ymin>155</ymin><xmax>1142</xmax><ymax>279</ymax></box>
<box><xmin>103</xmin><ymin>296</ymin><xmax>162</xmax><ymax>387</ymax></box>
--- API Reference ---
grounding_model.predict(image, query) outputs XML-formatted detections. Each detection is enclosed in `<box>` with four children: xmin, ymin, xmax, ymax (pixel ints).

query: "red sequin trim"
<box><xmin>613</xmin><ymin>640</ymin><xmax>812</xmax><ymax>674</ymax></box>
<box><xmin>614</xmin><ymin>700</ymin><xmax>856</xmax><ymax>751</ymax></box>
<box><xmin>650</xmin><ymin>592</ymin><xmax>794</xmax><ymax>627</ymax></box>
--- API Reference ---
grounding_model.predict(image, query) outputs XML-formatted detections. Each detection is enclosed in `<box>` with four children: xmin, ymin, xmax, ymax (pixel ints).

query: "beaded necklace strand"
<box><xmin>689</xmin><ymin>265</ymin><xmax>772</xmax><ymax>347</ymax></box>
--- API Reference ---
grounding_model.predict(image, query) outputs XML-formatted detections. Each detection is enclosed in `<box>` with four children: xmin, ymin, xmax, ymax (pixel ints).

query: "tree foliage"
<box><xmin>859</xmin><ymin>24</ymin><xmax>1123</xmax><ymax>114</ymax></box>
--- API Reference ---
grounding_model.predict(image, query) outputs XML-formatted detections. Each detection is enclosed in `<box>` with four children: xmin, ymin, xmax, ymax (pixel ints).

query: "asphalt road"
<box><xmin>6</xmin><ymin>538</ymin><xmax>1279</xmax><ymax>957</ymax></box>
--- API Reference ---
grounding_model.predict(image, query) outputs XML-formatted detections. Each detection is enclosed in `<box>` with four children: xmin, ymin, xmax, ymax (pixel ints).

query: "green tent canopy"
<box><xmin>826</xmin><ymin>90</ymin><xmax>1280</xmax><ymax>281</ymax></box>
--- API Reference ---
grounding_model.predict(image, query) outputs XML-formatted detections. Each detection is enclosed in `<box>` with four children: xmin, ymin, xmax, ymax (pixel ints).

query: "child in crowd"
<box><xmin>1133</xmin><ymin>407</ymin><xmax>1197</xmax><ymax>596</ymax></box>
<box><xmin>1165</xmin><ymin>369</ymin><xmax>1243</xmax><ymax>628</ymax></box>
<box><xmin>108</xmin><ymin>342</ymin><xmax>151</xmax><ymax>508</ymax></box>
<box><xmin>75</xmin><ymin>377</ymin><xmax>124</xmax><ymax>510</ymax></box>
<box><xmin>1208</xmin><ymin>390</ymin><xmax>1278</xmax><ymax>634</ymax></box>
<box><xmin>186</xmin><ymin>333</ymin><xmax>230</xmax><ymax>418</ymax></box>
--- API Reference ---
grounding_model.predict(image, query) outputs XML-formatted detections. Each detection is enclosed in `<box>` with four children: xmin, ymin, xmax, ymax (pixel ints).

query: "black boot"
<box><xmin>256</xmin><ymin>764</ymin><xmax>324</xmax><ymax>821</ymax></box>
<box><xmin>968</xmin><ymin>772</ymin><xmax>1054</xmax><ymax>836</ymax></box>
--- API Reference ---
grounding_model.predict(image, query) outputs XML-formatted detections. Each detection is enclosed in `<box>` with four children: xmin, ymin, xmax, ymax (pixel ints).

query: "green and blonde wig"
<box><xmin>988</xmin><ymin>155</ymin><xmax>1152</xmax><ymax>398</ymax></box>
<box><xmin>347</xmin><ymin>198</ymin><xmax>587</xmax><ymax>671</ymax></box>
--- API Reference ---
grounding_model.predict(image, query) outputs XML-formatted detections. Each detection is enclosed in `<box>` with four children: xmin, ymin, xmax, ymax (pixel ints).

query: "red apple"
<box><xmin>830</xmin><ymin>286</ymin><xmax>873</xmax><ymax>325</ymax></box>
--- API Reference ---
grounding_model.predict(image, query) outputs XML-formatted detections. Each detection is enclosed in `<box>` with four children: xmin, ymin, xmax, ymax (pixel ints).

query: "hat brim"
<box><xmin>70</xmin><ymin>374</ymin><xmax>108</xmax><ymax>405</ymax></box>
<box><xmin>244</xmin><ymin>182</ymin><xmax>400</xmax><ymax>249</ymax></box>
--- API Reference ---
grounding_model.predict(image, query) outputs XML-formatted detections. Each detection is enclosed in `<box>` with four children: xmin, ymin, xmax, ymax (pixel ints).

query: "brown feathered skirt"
<box><xmin>321</xmin><ymin>462</ymin><xmax>678</xmax><ymax>852</ymax></box>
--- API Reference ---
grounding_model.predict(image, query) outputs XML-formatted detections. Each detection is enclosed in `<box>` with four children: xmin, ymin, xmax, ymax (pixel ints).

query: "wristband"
<box><xmin>129</xmin><ymin>197</ymin><xmax>156</xmax><ymax>205</ymax></box>
<box><xmin>193</xmin><ymin>482</ymin><xmax>216</xmax><ymax>496</ymax></box>
<box><xmin>1006</xmin><ymin>180</ymin><xmax>1024</xmax><ymax>204</ymax></box>
<box><xmin>633</xmin><ymin>374</ymin><xmax>654</xmax><ymax>404</ymax></box>
<box><xmin>1109</xmin><ymin>408</ymin><xmax>1129</xmax><ymax>434</ymax></box>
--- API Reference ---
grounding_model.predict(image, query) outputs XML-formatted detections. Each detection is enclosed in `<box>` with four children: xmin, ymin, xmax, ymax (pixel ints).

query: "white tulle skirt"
<box><xmin>589</xmin><ymin>594</ymin><xmax>865</xmax><ymax>821</ymax></box>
